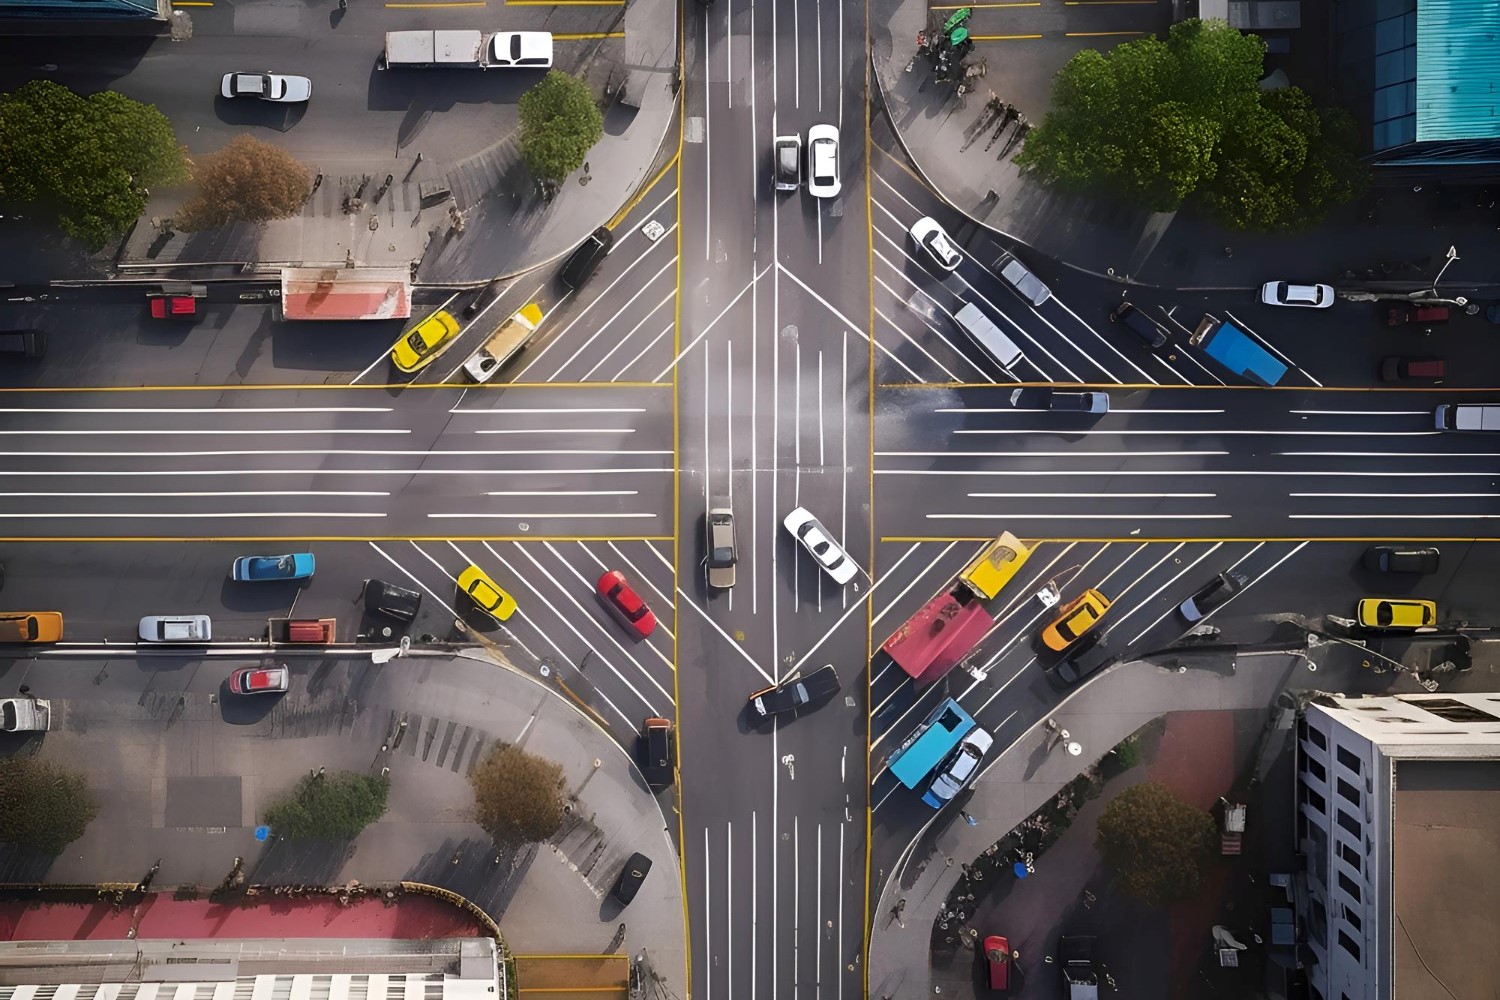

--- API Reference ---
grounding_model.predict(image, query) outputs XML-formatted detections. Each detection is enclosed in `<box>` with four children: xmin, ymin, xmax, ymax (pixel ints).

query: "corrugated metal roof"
<box><xmin>1416</xmin><ymin>0</ymin><xmax>1500</xmax><ymax>142</ymax></box>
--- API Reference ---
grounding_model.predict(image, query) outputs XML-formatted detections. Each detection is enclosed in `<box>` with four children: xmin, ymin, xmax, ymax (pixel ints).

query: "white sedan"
<box><xmin>783</xmin><ymin>506</ymin><xmax>856</xmax><ymax>585</ymax></box>
<box><xmin>220</xmin><ymin>72</ymin><xmax>312</xmax><ymax>103</ymax></box>
<box><xmin>910</xmin><ymin>216</ymin><xmax>963</xmax><ymax>272</ymax></box>
<box><xmin>1259</xmin><ymin>281</ymin><xmax>1334</xmax><ymax>308</ymax></box>
<box><xmin>805</xmin><ymin>124</ymin><xmax>840</xmax><ymax>199</ymax></box>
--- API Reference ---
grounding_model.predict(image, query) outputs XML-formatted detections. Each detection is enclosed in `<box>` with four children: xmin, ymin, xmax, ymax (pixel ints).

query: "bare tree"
<box><xmin>176</xmin><ymin>134</ymin><xmax>311</xmax><ymax>231</ymax></box>
<box><xmin>468</xmin><ymin>743</ymin><xmax>567</xmax><ymax>846</ymax></box>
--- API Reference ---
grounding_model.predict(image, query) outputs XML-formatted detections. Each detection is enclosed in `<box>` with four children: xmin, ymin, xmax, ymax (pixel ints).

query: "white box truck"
<box><xmin>380</xmin><ymin>30</ymin><xmax>554</xmax><ymax>70</ymax></box>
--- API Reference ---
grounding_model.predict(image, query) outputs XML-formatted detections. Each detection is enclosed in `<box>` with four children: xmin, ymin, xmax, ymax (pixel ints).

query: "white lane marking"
<box><xmin>5</xmin><ymin>467</ymin><xmax>672</xmax><ymax>479</ymax></box>
<box><xmin>928</xmin><ymin>513</ymin><xmax>1231</xmax><ymax>520</ymax></box>
<box><xmin>1281</xmin><ymin>451</ymin><xmax>1499</xmax><ymax>457</ymax></box>
<box><xmin>652</xmin><ymin>267</ymin><xmax>768</xmax><ymax>382</ymax></box>
<box><xmin>470</xmin><ymin>428</ymin><xmax>636</xmax><ymax>435</ymax></box>
<box><xmin>870</xmin><ymin>541</ymin><xmax>955</xmax><ymax>627</ymax></box>
<box><xmin>726</xmin><ymin>338</ymin><xmax>735</xmax><ymax>612</ymax></box>
<box><xmin>645</xmin><ymin>538</ymin><xmax>676</xmax><ymax>574</ymax></box>
<box><xmin>882</xmin><ymin>449</ymin><xmax>1224</xmax><ymax>457</ymax></box>
<box><xmin>841</xmin><ymin>333</ymin><xmax>849</xmax><ymax>613</ymax></box>
<box><xmin>703</xmin><ymin>342</ymin><xmax>714</xmax><ymax>596</ymax></box>
<box><xmin>510</xmin><ymin>541</ymin><xmax>668</xmax><ymax>710</ymax></box>
<box><xmin>1288</xmin><ymin>410</ymin><xmax>1431</xmax><ymax>416</ymax></box>
<box><xmin>1223</xmin><ymin>309</ymin><xmax>1321</xmax><ymax>386</ymax></box>
<box><xmin>1126</xmin><ymin>542</ymin><xmax>1263</xmax><ymax>645</ymax></box>
<box><xmin>1289</xmin><ymin>513</ymin><xmax>1500</xmax><ymax>519</ymax></box>
<box><xmin>1052</xmin><ymin>296</ymin><xmax>1157</xmax><ymax>383</ymax></box>
<box><xmin>937</xmin><ymin>407</ymin><xmax>1226</xmax><ymax>414</ymax></box>
<box><xmin>872</xmin><ymin>256</ymin><xmax>1002</xmax><ymax>381</ymax></box>
<box><xmin>793</xmin><ymin>815</ymin><xmax>802</xmax><ymax>987</ymax></box>
<box><xmin>448</xmin><ymin>407</ymin><xmax>648</xmax><ymax>414</ymax></box>
<box><xmin>428</xmin><ymin>512</ymin><xmax>657</xmax><ymax>520</ymax></box>
<box><xmin>512</xmin><ymin>224</ymin><xmax>679</xmax><ymax>380</ymax></box>
<box><xmin>615</xmin><ymin>323</ymin><xmax>674</xmax><ymax>383</ymax></box>
<box><xmin>477</xmin><ymin>542</ymin><xmax>635</xmax><ymax>727</ymax></box>
<box><xmin>879</xmin><ymin>467</ymin><xmax>1500</xmax><ymax>477</ymax></box>
<box><xmin>727</xmin><ymin>820</ymin><xmax>733</xmax><ymax>1000</ymax></box>
<box><xmin>703</xmin><ymin>827</ymin><xmax>712</xmax><ymax>1000</ymax></box>
<box><xmin>818</xmin><ymin>350</ymin><xmax>826</xmax><ymax>468</ymax></box>
<box><xmin>704</xmin><ymin>7</ymin><xmax>712</xmax><ymax>263</ymax></box>
<box><xmin>367</xmin><ymin>540</ymin><xmax>459</xmax><ymax>620</ymax></box>
<box><xmin>0</xmin><ymin>511</ymin><xmax>388</xmax><ymax>518</ymax></box>
<box><xmin>949</xmin><ymin>429</ymin><xmax>1440</xmax><ymax>437</ymax></box>
<box><xmin>785</xmin><ymin>575</ymin><xmax>875</xmax><ymax>677</ymax></box>
<box><xmin>793</xmin><ymin>340</ymin><xmax>803</xmax><ymax>615</ymax></box>
<box><xmin>676</xmin><ymin>585</ymin><xmax>775</xmax><ymax>684</ymax></box>
<box><xmin>4</xmin><ymin>428</ymin><xmax>409</xmax><ymax>436</ymax></box>
<box><xmin>969</xmin><ymin>491</ymin><xmax>1215</xmax><ymax>499</ymax></box>
<box><xmin>1291</xmin><ymin>491</ymin><xmax>1500</xmax><ymax>498</ymax></box>
<box><xmin>869</xmin><ymin>313</ymin><xmax>926</xmax><ymax>382</ymax></box>
<box><xmin>0</xmin><ymin>490</ymin><xmax>389</xmax><ymax>498</ymax></box>
<box><xmin>751</xmin><ymin>810</ymin><xmax>758</xmax><ymax>1000</ymax></box>
<box><xmin>545</xmin><ymin>259</ymin><xmax>678</xmax><ymax>381</ymax></box>
<box><xmin>1106</xmin><ymin>542</ymin><xmax>1219</xmax><ymax>633</ymax></box>
<box><xmin>0</xmin><ymin>406</ymin><xmax>392</xmax><ymax>414</ymax></box>
<box><xmin>778</xmin><ymin>261</ymin><xmax>863</xmax><ymax>334</ymax></box>
<box><xmin>751</xmin><ymin>244</ymin><xmax>760</xmax><ymax>615</ymax></box>
<box><xmin>872</xmin><ymin>301</ymin><xmax>965</xmax><ymax>383</ymax></box>
<box><xmin>815</xmin><ymin>821</ymin><xmax>823</xmax><ymax>997</ymax></box>
<box><xmin>793</xmin><ymin>0</ymin><xmax>801</xmax><ymax>108</ymax></box>
<box><xmin>577</xmin><ymin>289</ymin><xmax>677</xmax><ymax>382</ymax></box>
<box><xmin>487</xmin><ymin>490</ymin><xmax>637</xmax><ymax>497</ymax></box>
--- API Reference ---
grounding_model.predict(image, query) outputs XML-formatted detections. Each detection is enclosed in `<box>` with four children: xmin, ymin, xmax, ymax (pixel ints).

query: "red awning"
<box><xmin>279</xmin><ymin>267</ymin><xmax>412</xmax><ymax>321</ymax></box>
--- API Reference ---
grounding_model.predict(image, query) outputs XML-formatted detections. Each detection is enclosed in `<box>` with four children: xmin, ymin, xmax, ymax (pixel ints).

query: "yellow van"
<box><xmin>959</xmin><ymin>532</ymin><xmax>1032</xmax><ymax>600</ymax></box>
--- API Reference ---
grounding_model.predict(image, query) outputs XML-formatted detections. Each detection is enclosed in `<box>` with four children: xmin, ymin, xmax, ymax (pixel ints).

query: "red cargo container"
<box><xmin>882</xmin><ymin>589</ymin><xmax>994</xmax><ymax>685</ymax></box>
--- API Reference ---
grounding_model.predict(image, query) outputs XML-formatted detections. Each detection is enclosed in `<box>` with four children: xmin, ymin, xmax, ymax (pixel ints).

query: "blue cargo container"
<box><xmin>889</xmin><ymin>698</ymin><xmax>977</xmax><ymax>789</ymax></box>
<box><xmin>1190</xmin><ymin>315</ymin><xmax>1287</xmax><ymax>387</ymax></box>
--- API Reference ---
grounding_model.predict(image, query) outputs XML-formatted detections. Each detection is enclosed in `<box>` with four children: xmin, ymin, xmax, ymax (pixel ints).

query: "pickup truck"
<box><xmin>0</xmin><ymin>697</ymin><xmax>51</xmax><ymax>732</ymax></box>
<box><xmin>380</xmin><ymin>30</ymin><xmax>552</xmax><ymax>70</ymax></box>
<box><xmin>462</xmin><ymin>303</ymin><xmax>543</xmax><ymax>382</ymax></box>
<box><xmin>1060</xmin><ymin>935</ymin><xmax>1099</xmax><ymax>1000</ymax></box>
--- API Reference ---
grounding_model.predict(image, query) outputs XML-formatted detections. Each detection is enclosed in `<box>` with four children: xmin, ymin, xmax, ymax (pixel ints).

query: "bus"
<box><xmin>889</xmin><ymin>698</ymin><xmax>977</xmax><ymax>789</ymax></box>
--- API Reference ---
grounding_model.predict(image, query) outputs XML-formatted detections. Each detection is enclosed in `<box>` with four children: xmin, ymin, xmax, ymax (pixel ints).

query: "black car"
<box><xmin>1178</xmin><ymin>571</ymin><xmax>1248</xmax><ymax>622</ymax></box>
<box><xmin>1048</xmin><ymin>633</ymin><xmax>1118</xmax><ymax>687</ymax></box>
<box><xmin>363</xmin><ymin>578</ymin><xmax>422</xmax><ymax>621</ymax></box>
<box><xmin>0</xmin><ymin>329</ymin><xmax>46</xmax><ymax>358</ymax></box>
<box><xmin>1110</xmin><ymin>301</ymin><xmax>1168</xmax><ymax>349</ymax></box>
<box><xmin>611</xmin><ymin>852</ymin><xmax>652</xmax><ymax>905</ymax></box>
<box><xmin>748</xmin><ymin>663</ymin><xmax>840</xmax><ymax>717</ymax></box>
<box><xmin>637</xmin><ymin>716</ymin><xmax>676</xmax><ymax>790</ymax></box>
<box><xmin>1362</xmin><ymin>546</ymin><xmax>1440</xmax><ymax>575</ymax></box>
<box><xmin>559</xmin><ymin>226</ymin><xmax>615</xmax><ymax>289</ymax></box>
<box><xmin>1009</xmin><ymin>387</ymin><xmax>1108</xmax><ymax>413</ymax></box>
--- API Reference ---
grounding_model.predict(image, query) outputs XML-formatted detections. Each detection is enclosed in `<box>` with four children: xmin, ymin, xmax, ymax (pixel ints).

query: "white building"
<box><xmin>0</xmin><ymin>938</ymin><xmax>505</xmax><ymax>1000</ymax></box>
<box><xmin>1295</xmin><ymin>692</ymin><xmax>1500</xmax><ymax>1000</ymax></box>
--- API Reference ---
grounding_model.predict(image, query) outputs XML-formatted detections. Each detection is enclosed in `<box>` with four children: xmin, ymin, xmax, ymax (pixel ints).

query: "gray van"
<box><xmin>1435</xmin><ymin>403</ymin><xmax>1500</xmax><ymax>431</ymax></box>
<box><xmin>954</xmin><ymin>302</ymin><xmax>1023</xmax><ymax>371</ymax></box>
<box><xmin>995</xmin><ymin>253</ymin><xmax>1051</xmax><ymax>307</ymax></box>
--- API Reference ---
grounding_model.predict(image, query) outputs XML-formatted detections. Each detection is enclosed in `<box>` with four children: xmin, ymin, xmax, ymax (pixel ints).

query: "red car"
<box><xmin>147</xmin><ymin>283</ymin><xmax>207</xmax><ymax>321</ymax></box>
<box><xmin>597</xmin><ymin>570</ymin><xmax>657</xmax><ymax>638</ymax></box>
<box><xmin>983</xmin><ymin>934</ymin><xmax>1011</xmax><ymax>990</ymax></box>
<box><xmin>228</xmin><ymin>665</ymin><xmax>290</xmax><ymax>695</ymax></box>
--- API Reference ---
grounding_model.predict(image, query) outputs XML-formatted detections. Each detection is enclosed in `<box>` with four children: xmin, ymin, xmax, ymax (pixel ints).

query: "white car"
<box><xmin>1259</xmin><ymin>281</ymin><xmax>1334</xmax><ymax>308</ymax></box>
<box><xmin>910</xmin><ymin>216</ymin><xmax>963</xmax><ymax>272</ymax></box>
<box><xmin>783</xmin><ymin>506</ymin><xmax>856</xmax><ymax>585</ymax></box>
<box><xmin>220</xmin><ymin>72</ymin><xmax>312</xmax><ymax>103</ymax></box>
<box><xmin>805</xmin><ymin>124</ymin><xmax>840</xmax><ymax>199</ymax></box>
<box><xmin>139</xmin><ymin>615</ymin><xmax>212</xmax><ymax>643</ymax></box>
<box><xmin>490</xmin><ymin>31</ymin><xmax>553</xmax><ymax>68</ymax></box>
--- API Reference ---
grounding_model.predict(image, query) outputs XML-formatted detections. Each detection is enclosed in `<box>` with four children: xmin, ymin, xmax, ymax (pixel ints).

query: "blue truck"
<box><xmin>1190</xmin><ymin>315</ymin><xmax>1287</xmax><ymax>387</ymax></box>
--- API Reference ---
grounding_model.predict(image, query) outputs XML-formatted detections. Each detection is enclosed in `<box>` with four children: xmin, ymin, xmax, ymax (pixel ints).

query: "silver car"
<box><xmin>139</xmin><ymin>615</ymin><xmax>212</xmax><ymax>643</ymax></box>
<box><xmin>220</xmin><ymin>72</ymin><xmax>312</xmax><ymax>103</ymax></box>
<box><xmin>707</xmin><ymin>502</ymin><xmax>737</xmax><ymax>589</ymax></box>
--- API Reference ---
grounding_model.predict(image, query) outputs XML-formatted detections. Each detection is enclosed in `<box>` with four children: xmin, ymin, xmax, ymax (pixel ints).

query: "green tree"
<box><xmin>517</xmin><ymin>71</ymin><xmax>603</xmax><ymax>185</ymax></box>
<box><xmin>1017</xmin><ymin>19</ymin><xmax>1363</xmax><ymax>229</ymax></box>
<box><xmin>264</xmin><ymin>770</ymin><xmax>390</xmax><ymax>840</ymax></box>
<box><xmin>0</xmin><ymin>80</ymin><xmax>186</xmax><ymax>250</ymax></box>
<box><xmin>469</xmin><ymin>743</ymin><xmax>566</xmax><ymax>846</ymax></box>
<box><xmin>0</xmin><ymin>756</ymin><xmax>99</xmax><ymax>854</ymax></box>
<box><xmin>1094</xmin><ymin>781</ymin><xmax>1217</xmax><ymax>907</ymax></box>
<box><xmin>176</xmin><ymin>134</ymin><xmax>311</xmax><ymax>231</ymax></box>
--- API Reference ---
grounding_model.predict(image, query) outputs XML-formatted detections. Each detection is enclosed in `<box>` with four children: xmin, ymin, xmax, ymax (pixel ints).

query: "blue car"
<box><xmin>231</xmin><ymin>553</ymin><xmax>316</xmax><ymax>582</ymax></box>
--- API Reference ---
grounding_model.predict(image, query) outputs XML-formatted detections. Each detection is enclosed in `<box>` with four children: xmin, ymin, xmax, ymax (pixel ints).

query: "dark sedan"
<box><xmin>748</xmin><ymin>663</ymin><xmax>840</xmax><ymax>717</ymax></box>
<box><xmin>1362</xmin><ymin>546</ymin><xmax>1440</xmax><ymax>574</ymax></box>
<box><xmin>1179</xmin><ymin>571</ymin><xmax>1248</xmax><ymax>622</ymax></box>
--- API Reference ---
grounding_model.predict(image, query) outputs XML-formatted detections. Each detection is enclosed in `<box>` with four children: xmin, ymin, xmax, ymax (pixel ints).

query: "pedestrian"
<box><xmin>338</xmin><ymin>0</ymin><xmax>347</xmax><ymax>10</ymax></box>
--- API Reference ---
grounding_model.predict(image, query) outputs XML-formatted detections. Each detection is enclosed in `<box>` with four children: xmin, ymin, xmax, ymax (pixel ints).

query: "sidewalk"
<box><xmin>866</xmin><ymin>653</ymin><xmax>1302</xmax><ymax>1000</ymax></box>
<box><xmin>870</xmin><ymin>2</ymin><xmax>1500</xmax><ymax>292</ymax></box>
<box><xmin>0</xmin><ymin>651</ymin><xmax>686</xmax><ymax>999</ymax></box>
<box><xmin>114</xmin><ymin>0</ymin><xmax>678</xmax><ymax>284</ymax></box>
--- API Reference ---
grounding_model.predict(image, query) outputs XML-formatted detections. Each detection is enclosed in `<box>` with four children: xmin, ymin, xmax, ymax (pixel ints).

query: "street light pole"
<box><xmin>1431</xmin><ymin>245</ymin><xmax>1459</xmax><ymax>295</ymax></box>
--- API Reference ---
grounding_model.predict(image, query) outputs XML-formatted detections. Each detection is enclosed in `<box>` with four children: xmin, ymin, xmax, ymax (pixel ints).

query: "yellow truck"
<box><xmin>461</xmin><ymin>303</ymin><xmax>543</xmax><ymax>382</ymax></box>
<box><xmin>958</xmin><ymin>532</ymin><xmax>1032</xmax><ymax>600</ymax></box>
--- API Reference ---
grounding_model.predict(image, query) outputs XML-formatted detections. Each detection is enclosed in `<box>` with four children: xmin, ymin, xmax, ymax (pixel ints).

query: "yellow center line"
<box><xmin>970</xmin><ymin>33</ymin><xmax>1045</xmax><ymax>40</ymax></box>
<box><xmin>553</xmin><ymin>30</ymin><xmax>626</xmax><ymax>39</ymax></box>
<box><xmin>170</xmin><ymin>2</ymin><xmax>214</xmax><ymax>6</ymax></box>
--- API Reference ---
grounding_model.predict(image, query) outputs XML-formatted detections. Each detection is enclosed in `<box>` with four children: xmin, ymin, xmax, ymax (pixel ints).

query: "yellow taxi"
<box><xmin>0</xmin><ymin>611</ymin><xmax>64</xmax><ymax>643</ymax></box>
<box><xmin>458</xmin><ymin>564</ymin><xmax>517</xmax><ymax>621</ymax></box>
<box><xmin>1041</xmin><ymin>589</ymin><xmax>1112</xmax><ymax>652</ymax></box>
<box><xmin>1356</xmin><ymin>598</ymin><xmax>1436</xmax><ymax>630</ymax></box>
<box><xmin>391</xmin><ymin>310</ymin><xmax>462</xmax><ymax>373</ymax></box>
<box><xmin>959</xmin><ymin>531</ymin><xmax>1032</xmax><ymax>600</ymax></box>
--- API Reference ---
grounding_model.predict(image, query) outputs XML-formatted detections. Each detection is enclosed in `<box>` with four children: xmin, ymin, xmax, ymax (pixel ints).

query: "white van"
<box><xmin>1435</xmin><ymin>404</ymin><xmax>1500</xmax><ymax>431</ymax></box>
<box><xmin>954</xmin><ymin>302</ymin><xmax>1023</xmax><ymax>371</ymax></box>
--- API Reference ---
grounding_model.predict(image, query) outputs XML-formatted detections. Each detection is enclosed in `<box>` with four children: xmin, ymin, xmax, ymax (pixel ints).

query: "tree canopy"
<box><xmin>0</xmin><ymin>80</ymin><xmax>186</xmax><ymax>250</ymax></box>
<box><xmin>1095</xmin><ymin>781</ymin><xmax>1218</xmax><ymax>907</ymax></box>
<box><xmin>264</xmin><ymin>770</ymin><xmax>390</xmax><ymax>841</ymax></box>
<box><xmin>469</xmin><ymin>743</ymin><xmax>567</xmax><ymax>846</ymax></box>
<box><xmin>518</xmin><ymin>71</ymin><xmax>603</xmax><ymax>185</ymax></box>
<box><xmin>1015</xmin><ymin>19</ymin><xmax>1366</xmax><ymax>230</ymax></box>
<box><xmin>0</xmin><ymin>756</ymin><xmax>99</xmax><ymax>854</ymax></box>
<box><xmin>176</xmin><ymin>134</ymin><xmax>311</xmax><ymax>231</ymax></box>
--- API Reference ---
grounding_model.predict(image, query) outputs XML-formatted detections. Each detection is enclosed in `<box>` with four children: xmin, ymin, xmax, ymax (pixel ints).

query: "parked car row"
<box><xmin>772</xmin><ymin>124</ymin><xmax>841</xmax><ymax>198</ymax></box>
